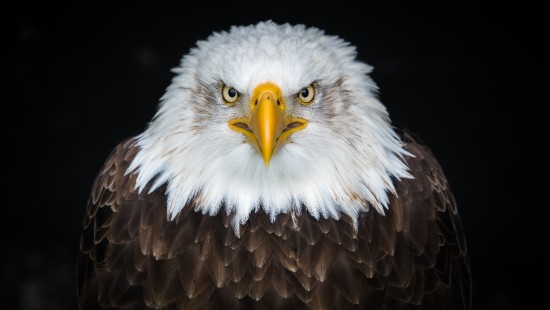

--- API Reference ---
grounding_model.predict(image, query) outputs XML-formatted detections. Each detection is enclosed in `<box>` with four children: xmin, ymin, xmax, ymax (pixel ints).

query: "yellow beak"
<box><xmin>229</xmin><ymin>82</ymin><xmax>308</xmax><ymax>166</ymax></box>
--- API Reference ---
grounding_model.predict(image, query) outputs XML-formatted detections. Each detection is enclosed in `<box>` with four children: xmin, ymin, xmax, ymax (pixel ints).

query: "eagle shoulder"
<box><xmin>78</xmin><ymin>137</ymin><xmax>161</xmax><ymax>308</ymax></box>
<box><xmin>388</xmin><ymin>130</ymin><xmax>471</xmax><ymax>309</ymax></box>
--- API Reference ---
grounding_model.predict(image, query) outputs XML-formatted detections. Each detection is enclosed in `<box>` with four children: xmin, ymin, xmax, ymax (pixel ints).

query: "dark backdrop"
<box><xmin>4</xmin><ymin>2</ymin><xmax>545</xmax><ymax>309</ymax></box>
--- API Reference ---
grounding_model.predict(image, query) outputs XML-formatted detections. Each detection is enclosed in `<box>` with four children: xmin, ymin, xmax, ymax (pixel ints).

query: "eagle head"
<box><xmin>129</xmin><ymin>21</ymin><xmax>411</xmax><ymax>229</ymax></box>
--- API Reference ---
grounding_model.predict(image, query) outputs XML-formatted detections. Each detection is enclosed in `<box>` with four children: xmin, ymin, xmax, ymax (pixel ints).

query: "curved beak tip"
<box><xmin>262</xmin><ymin>152</ymin><xmax>272</xmax><ymax>167</ymax></box>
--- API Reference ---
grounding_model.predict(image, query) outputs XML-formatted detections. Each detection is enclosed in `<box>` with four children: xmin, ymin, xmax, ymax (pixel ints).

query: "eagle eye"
<box><xmin>297</xmin><ymin>85</ymin><xmax>315</xmax><ymax>104</ymax></box>
<box><xmin>222</xmin><ymin>85</ymin><xmax>240</xmax><ymax>105</ymax></box>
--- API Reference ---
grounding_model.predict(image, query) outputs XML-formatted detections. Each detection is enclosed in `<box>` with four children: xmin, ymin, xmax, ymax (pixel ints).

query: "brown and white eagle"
<box><xmin>78</xmin><ymin>21</ymin><xmax>471</xmax><ymax>309</ymax></box>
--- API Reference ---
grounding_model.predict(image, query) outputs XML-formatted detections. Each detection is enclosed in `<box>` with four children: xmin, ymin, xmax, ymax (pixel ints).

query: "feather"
<box><xmin>78</xmin><ymin>22</ymin><xmax>470</xmax><ymax>309</ymax></box>
<box><xmin>78</xmin><ymin>132</ymin><xmax>471</xmax><ymax>309</ymax></box>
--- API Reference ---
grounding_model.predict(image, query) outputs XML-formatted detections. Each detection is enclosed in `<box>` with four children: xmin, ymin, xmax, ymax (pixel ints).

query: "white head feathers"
<box><xmin>128</xmin><ymin>21</ymin><xmax>412</xmax><ymax>229</ymax></box>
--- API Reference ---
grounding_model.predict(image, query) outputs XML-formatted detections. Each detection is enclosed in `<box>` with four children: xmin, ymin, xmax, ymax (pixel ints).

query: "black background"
<box><xmin>4</xmin><ymin>2</ymin><xmax>545</xmax><ymax>309</ymax></box>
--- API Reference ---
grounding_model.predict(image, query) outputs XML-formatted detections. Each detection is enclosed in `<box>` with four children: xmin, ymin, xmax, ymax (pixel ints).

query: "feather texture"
<box><xmin>78</xmin><ymin>132</ymin><xmax>471</xmax><ymax>309</ymax></box>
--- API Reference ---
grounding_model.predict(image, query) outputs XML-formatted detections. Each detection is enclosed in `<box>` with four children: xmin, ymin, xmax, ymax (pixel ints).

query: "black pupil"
<box><xmin>300</xmin><ymin>88</ymin><xmax>309</xmax><ymax>98</ymax></box>
<box><xmin>228</xmin><ymin>88</ymin><xmax>237</xmax><ymax>98</ymax></box>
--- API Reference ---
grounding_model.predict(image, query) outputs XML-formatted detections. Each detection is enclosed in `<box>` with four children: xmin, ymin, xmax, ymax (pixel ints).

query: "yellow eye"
<box><xmin>222</xmin><ymin>85</ymin><xmax>239</xmax><ymax>104</ymax></box>
<box><xmin>297</xmin><ymin>85</ymin><xmax>315</xmax><ymax>104</ymax></box>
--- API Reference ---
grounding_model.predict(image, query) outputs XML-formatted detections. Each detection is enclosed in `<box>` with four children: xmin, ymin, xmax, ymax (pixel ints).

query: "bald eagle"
<box><xmin>78</xmin><ymin>21</ymin><xmax>471</xmax><ymax>309</ymax></box>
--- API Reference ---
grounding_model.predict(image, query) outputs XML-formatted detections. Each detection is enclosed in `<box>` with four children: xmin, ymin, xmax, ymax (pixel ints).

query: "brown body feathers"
<box><xmin>78</xmin><ymin>132</ymin><xmax>471</xmax><ymax>309</ymax></box>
